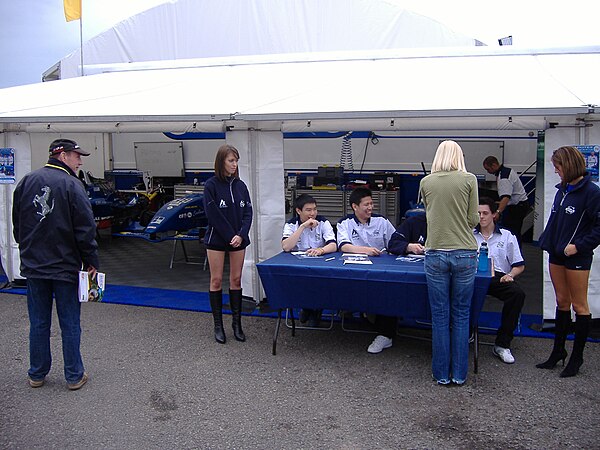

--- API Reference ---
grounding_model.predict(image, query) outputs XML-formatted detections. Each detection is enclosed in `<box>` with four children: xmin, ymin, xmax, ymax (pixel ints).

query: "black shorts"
<box><xmin>205</xmin><ymin>243</ymin><xmax>247</xmax><ymax>253</ymax></box>
<box><xmin>549</xmin><ymin>253</ymin><xmax>593</xmax><ymax>270</ymax></box>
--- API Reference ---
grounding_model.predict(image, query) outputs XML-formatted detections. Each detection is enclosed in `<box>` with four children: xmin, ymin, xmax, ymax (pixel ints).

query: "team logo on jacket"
<box><xmin>565</xmin><ymin>206</ymin><xmax>575</xmax><ymax>215</ymax></box>
<box><xmin>219</xmin><ymin>199</ymin><xmax>227</xmax><ymax>208</ymax></box>
<box><xmin>352</xmin><ymin>230</ymin><xmax>359</xmax><ymax>239</ymax></box>
<box><xmin>33</xmin><ymin>186</ymin><xmax>54</xmax><ymax>222</ymax></box>
<box><xmin>240</xmin><ymin>200</ymin><xmax>246</xmax><ymax>208</ymax></box>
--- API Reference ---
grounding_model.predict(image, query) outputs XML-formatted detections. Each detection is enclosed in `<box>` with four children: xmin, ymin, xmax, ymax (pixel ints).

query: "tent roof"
<box><xmin>2</xmin><ymin>47</ymin><xmax>599</xmax><ymax>132</ymax></box>
<box><xmin>55</xmin><ymin>0</ymin><xmax>480</xmax><ymax>80</ymax></box>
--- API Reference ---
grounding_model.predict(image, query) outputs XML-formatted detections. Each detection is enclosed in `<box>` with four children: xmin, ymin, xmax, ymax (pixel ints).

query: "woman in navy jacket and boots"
<box><xmin>538</xmin><ymin>146</ymin><xmax>600</xmax><ymax>377</ymax></box>
<box><xmin>203</xmin><ymin>145</ymin><xmax>253</xmax><ymax>344</ymax></box>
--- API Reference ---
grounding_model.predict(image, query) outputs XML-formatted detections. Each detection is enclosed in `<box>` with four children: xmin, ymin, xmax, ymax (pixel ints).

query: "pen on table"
<box><xmin>325</xmin><ymin>257</ymin><xmax>335</xmax><ymax>261</ymax></box>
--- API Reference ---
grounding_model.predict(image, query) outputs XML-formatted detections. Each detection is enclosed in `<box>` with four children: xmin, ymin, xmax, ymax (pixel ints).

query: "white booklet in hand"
<box><xmin>78</xmin><ymin>271</ymin><xmax>106</xmax><ymax>302</ymax></box>
<box><xmin>341</xmin><ymin>253</ymin><xmax>373</xmax><ymax>265</ymax></box>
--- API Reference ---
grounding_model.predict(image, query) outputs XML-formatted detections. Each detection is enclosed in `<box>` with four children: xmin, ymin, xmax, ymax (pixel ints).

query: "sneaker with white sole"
<box><xmin>367</xmin><ymin>335</ymin><xmax>393</xmax><ymax>354</ymax></box>
<box><xmin>493</xmin><ymin>346</ymin><xmax>515</xmax><ymax>364</ymax></box>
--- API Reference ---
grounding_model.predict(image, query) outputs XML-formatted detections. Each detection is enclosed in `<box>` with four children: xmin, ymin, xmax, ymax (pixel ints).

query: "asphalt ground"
<box><xmin>1</xmin><ymin>292</ymin><xmax>598</xmax><ymax>450</ymax></box>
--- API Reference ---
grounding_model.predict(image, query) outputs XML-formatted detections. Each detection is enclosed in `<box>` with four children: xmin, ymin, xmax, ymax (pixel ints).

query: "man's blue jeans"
<box><xmin>26</xmin><ymin>278</ymin><xmax>85</xmax><ymax>383</ymax></box>
<box><xmin>424</xmin><ymin>250</ymin><xmax>477</xmax><ymax>384</ymax></box>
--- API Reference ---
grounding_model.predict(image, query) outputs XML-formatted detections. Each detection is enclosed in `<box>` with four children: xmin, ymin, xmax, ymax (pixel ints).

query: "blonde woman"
<box><xmin>419</xmin><ymin>140</ymin><xmax>479</xmax><ymax>385</ymax></box>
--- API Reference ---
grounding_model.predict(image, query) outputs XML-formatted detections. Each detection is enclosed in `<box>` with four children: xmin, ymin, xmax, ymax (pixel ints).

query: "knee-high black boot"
<box><xmin>229</xmin><ymin>289</ymin><xmax>246</xmax><ymax>342</ymax></box>
<box><xmin>560</xmin><ymin>314</ymin><xmax>591</xmax><ymax>378</ymax></box>
<box><xmin>536</xmin><ymin>308</ymin><xmax>570</xmax><ymax>369</ymax></box>
<box><xmin>209</xmin><ymin>290</ymin><xmax>226</xmax><ymax>344</ymax></box>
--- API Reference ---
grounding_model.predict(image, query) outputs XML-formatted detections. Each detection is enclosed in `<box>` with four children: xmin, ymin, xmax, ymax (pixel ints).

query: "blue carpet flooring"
<box><xmin>2</xmin><ymin>275</ymin><xmax>598</xmax><ymax>342</ymax></box>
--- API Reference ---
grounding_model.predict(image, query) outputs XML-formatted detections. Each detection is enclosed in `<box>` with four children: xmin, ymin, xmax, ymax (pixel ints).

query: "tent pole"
<box><xmin>79</xmin><ymin>4</ymin><xmax>84</xmax><ymax>76</ymax></box>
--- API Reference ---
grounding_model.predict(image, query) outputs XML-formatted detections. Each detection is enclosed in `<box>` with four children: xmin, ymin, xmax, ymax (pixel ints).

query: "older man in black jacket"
<box><xmin>13</xmin><ymin>139</ymin><xmax>99</xmax><ymax>391</ymax></box>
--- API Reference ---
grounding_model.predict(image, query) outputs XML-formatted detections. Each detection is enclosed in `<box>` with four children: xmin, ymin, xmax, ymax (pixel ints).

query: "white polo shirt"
<box><xmin>337</xmin><ymin>214</ymin><xmax>396</xmax><ymax>250</ymax></box>
<box><xmin>474</xmin><ymin>225</ymin><xmax>525</xmax><ymax>274</ymax></box>
<box><xmin>496</xmin><ymin>166</ymin><xmax>528</xmax><ymax>206</ymax></box>
<box><xmin>282</xmin><ymin>215</ymin><xmax>336</xmax><ymax>251</ymax></box>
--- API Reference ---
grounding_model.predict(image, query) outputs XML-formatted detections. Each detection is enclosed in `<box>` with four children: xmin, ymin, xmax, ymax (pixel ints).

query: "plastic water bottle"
<box><xmin>478</xmin><ymin>241</ymin><xmax>489</xmax><ymax>272</ymax></box>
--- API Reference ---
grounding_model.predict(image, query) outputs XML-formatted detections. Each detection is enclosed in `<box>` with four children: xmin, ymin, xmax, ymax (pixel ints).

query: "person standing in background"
<box><xmin>537</xmin><ymin>146</ymin><xmax>600</xmax><ymax>377</ymax></box>
<box><xmin>204</xmin><ymin>145</ymin><xmax>253</xmax><ymax>344</ymax></box>
<box><xmin>420</xmin><ymin>141</ymin><xmax>479</xmax><ymax>386</ymax></box>
<box><xmin>482</xmin><ymin>156</ymin><xmax>530</xmax><ymax>247</ymax></box>
<box><xmin>13</xmin><ymin>139</ymin><xmax>98</xmax><ymax>390</ymax></box>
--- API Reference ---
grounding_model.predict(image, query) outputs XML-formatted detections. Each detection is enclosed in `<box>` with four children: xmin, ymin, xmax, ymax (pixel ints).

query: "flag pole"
<box><xmin>79</xmin><ymin>1</ymin><xmax>84</xmax><ymax>76</ymax></box>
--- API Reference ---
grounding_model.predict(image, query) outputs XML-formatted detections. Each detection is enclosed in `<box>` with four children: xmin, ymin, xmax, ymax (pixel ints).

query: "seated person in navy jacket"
<box><xmin>282</xmin><ymin>194</ymin><xmax>337</xmax><ymax>327</ymax></box>
<box><xmin>367</xmin><ymin>213</ymin><xmax>427</xmax><ymax>354</ymax></box>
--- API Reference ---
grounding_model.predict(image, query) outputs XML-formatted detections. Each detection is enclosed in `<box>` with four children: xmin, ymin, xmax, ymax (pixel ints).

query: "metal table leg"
<box><xmin>272</xmin><ymin>309</ymin><xmax>282</xmax><ymax>355</ymax></box>
<box><xmin>474</xmin><ymin>326</ymin><xmax>479</xmax><ymax>374</ymax></box>
<box><xmin>289</xmin><ymin>309</ymin><xmax>296</xmax><ymax>336</ymax></box>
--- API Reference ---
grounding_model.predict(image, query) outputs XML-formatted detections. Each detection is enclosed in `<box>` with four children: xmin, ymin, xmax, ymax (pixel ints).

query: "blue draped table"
<box><xmin>257</xmin><ymin>252</ymin><xmax>493</xmax><ymax>372</ymax></box>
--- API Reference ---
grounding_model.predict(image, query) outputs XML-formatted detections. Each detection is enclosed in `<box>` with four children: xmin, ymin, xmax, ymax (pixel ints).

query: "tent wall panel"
<box><xmin>0</xmin><ymin>132</ymin><xmax>32</xmax><ymax>281</ymax></box>
<box><xmin>283</xmin><ymin>131</ymin><xmax>537</xmax><ymax>174</ymax></box>
<box><xmin>112</xmin><ymin>133</ymin><xmax>224</xmax><ymax>171</ymax></box>
<box><xmin>227</xmin><ymin>130</ymin><xmax>285</xmax><ymax>301</ymax></box>
<box><xmin>27</xmin><ymin>133</ymin><xmax>106</xmax><ymax>178</ymax></box>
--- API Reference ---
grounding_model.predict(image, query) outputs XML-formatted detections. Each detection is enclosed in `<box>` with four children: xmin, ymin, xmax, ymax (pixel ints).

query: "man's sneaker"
<box><xmin>67</xmin><ymin>372</ymin><xmax>89</xmax><ymax>391</ymax></box>
<box><xmin>367</xmin><ymin>335</ymin><xmax>393</xmax><ymax>354</ymax></box>
<box><xmin>28</xmin><ymin>377</ymin><xmax>45</xmax><ymax>388</ymax></box>
<box><xmin>307</xmin><ymin>310</ymin><xmax>322</xmax><ymax>328</ymax></box>
<box><xmin>493</xmin><ymin>346</ymin><xmax>515</xmax><ymax>364</ymax></box>
<box><xmin>299</xmin><ymin>309</ymin><xmax>310</xmax><ymax>324</ymax></box>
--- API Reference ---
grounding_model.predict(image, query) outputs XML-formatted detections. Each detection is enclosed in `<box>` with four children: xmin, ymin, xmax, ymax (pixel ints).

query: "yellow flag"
<box><xmin>64</xmin><ymin>0</ymin><xmax>81</xmax><ymax>22</ymax></box>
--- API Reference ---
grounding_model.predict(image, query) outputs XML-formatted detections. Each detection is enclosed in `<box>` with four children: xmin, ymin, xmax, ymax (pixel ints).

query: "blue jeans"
<box><xmin>27</xmin><ymin>278</ymin><xmax>85</xmax><ymax>383</ymax></box>
<box><xmin>424</xmin><ymin>250</ymin><xmax>477</xmax><ymax>384</ymax></box>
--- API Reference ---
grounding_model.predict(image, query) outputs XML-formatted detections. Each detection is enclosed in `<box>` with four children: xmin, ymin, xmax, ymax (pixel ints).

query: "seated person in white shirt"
<box><xmin>282</xmin><ymin>194</ymin><xmax>337</xmax><ymax>326</ymax></box>
<box><xmin>474</xmin><ymin>196</ymin><xmax>526</xmax><ymax>364</ymax></box>
<box><xmin>337</xmin><ymin>187</ymin><xmax>397</xmax><ymax>330</ymax></box>
<box><xmin>337</xmin><ymin>187</ymin><xmax>396</xmax><ymax>255</ymax></box>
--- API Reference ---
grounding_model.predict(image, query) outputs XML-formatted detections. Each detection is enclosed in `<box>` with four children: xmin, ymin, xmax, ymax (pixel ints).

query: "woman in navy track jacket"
<box><xmin>203</xmin><ymin>145</ymin><xmax>253</xmax><ymax>344</ymax></box>
<box><xmin>537</xmin><ymin>146</ymin><xmax>600</xmax><ymax>377</ymax></box>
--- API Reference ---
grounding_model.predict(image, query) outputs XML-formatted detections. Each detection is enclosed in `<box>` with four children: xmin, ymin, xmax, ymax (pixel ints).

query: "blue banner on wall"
<box><xmin>576</xmin><ymin>145</ymin><xmax>599</xmax><ymax>182</ymax></box>
<box><xmin>0</xmin><ymin>148</ymin><xmax>15</xmax><ymax>184</ymax></box>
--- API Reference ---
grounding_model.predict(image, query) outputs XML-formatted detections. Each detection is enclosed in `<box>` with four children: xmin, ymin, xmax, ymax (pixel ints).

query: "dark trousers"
<box><xmin>501</xmin><ymin>201</ymin><xmax>530</xmax><ymax>248</ymax></box>
<box><xmin>487</xmin><ymin>272</ymin><xmax>526</xmax><ymax>349</ymax></box>
<box><xmin>375</xmin><ymin>315</ymin><xmax>397</xmax><ymax>339</ymax></box>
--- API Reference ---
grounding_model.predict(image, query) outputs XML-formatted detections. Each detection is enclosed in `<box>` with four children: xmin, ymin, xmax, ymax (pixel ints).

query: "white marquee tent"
<box><xmin>47</xmin><ymin>0</ymin><xmax>481</xmax><ymax>81</ymax></box>
<box><xmin>2</xmin><ymin>0</ymin><xmax>599</xmax><ymax>319</ymax></box>
<box><xmin>2</xmin><ymin>46</ymin><xmax>600</xmax><ymax>319</ymax></box>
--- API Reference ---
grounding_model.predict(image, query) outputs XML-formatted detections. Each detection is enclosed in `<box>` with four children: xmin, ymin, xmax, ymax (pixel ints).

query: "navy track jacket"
<box><xmin>203</xmin><ymin>175</ymin><xmax>253</xmax><ymax>248</ymax></box>
<box><xmin>387</xmin><ymin>214</ymin><xmax>427</xmax><ymax>255</ymax></box>
<box><xmin>539</xmin><ymin>174</ymin><xmax>600</xmax><ymax>257</ymax></box>
<box><xmin>12</xmin><ymin>159</ymin><xmax>99</xmax><ymax>283</ymax></box>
